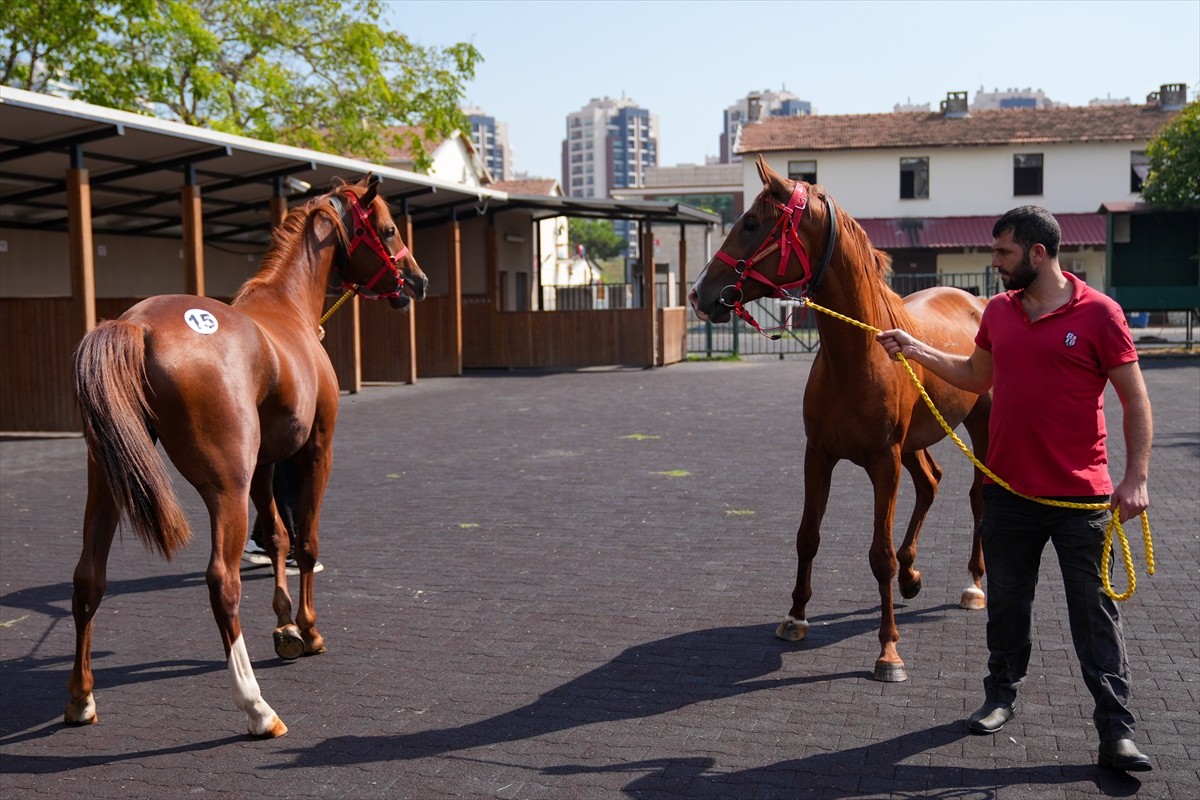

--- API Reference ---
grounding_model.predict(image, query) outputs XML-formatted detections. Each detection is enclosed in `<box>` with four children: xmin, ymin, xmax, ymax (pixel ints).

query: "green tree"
<box><xmin>0</xmin><ymin>0</ymin><xmax>482</xmax><ymax>169</ymax></box>
<box><xmin>1141</xmin><ymin>101</ymin><xmax>1200</xmax><ymax>210</ymax></box>
<box><xmin>568</xmin><ymin>218</ymin><xmax>626</xmax><ymax>260</ymax></box>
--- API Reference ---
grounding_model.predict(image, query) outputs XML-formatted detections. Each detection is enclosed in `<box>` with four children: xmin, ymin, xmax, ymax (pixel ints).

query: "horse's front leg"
<box><xmin>205</xmin><ymin>487</ymin><xmax>287</xmax><ymax>737</ymax></box>
<box><xmin>776</xmin><ymin>445</ymin><xmax>836</xmax><ymax>642</ymax></box>
<box><xmin>960</xmin><ymin>400</ymin><xmax>990</xmax><ymax>610</ymax></box>
<box><xmin>866</xmin><ymin>449</ymin><xmax>907</xmax><ymax>682</ymax></box>
<box><xmin>896</xmin><ymin>449</ymin><xmax>942</xmax><ymax>600</ymax></box>
<box><xmin>65</xmin><ymin>458</ymin><xmax>120</xmax><ymax>726</ymax></box>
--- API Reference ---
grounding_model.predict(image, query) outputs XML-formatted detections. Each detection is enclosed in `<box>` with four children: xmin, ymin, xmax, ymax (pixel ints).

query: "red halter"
<box><xmin>337</xmin><ymin>190</ymin><xmax>408</xmax><ymax>301</ymax></box>
<box><xmin>712</xmin><ymin>183</ymin><xmax>837</xmax><ymax>338</ymax></box>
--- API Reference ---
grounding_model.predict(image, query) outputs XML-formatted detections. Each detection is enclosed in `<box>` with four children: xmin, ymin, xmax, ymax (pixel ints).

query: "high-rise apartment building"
<box><xmin>720</xmin><ymin>88</ymin><xmax>812</xmax><ymax>163</ymax></box>
<box><xmin>465</xmin><ymin>108</ymin><xmax>512</xmax><ymax>182</ymax></box>
<box><xmin>562</xmin><ymin>97</ymin><xmax>658</xmax><ymax>200</ymax></box>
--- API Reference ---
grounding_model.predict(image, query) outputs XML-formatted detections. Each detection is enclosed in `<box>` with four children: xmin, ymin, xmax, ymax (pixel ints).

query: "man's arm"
<box><xmin>1107</xmin><ymin>361</ymin><xmax>1153</xmax><ymax>522</ymax></box>
<box><xmin>876</xmin><ymin>329</ymin><xmax>994</xmax><ymax>394</ymax></box>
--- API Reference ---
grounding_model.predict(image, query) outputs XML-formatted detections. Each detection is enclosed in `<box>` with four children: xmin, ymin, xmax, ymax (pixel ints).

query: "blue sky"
<box><xmin>383</xmin><ymin>0</ymin><xmax>1200</xmax><ymax>180</ymax></box>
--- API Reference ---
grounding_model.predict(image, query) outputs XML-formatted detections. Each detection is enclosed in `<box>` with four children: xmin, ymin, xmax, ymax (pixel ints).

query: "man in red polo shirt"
<box><xmin>876</xmin><ymin>205</ymin><xmax>1153</xmax><ymax>772</ymax></box>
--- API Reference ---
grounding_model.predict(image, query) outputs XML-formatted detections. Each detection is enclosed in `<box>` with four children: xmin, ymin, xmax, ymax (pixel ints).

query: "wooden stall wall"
<box><xmin>462</xmin><ymin>302</ymin><xmax>652</xmax><ymax>369</ymax></box>
<box><xmin>658</xmin><ymin>307</ymin><xmax>688</xmax><ymax>366</ymax></box>
<box><xmin>413</xmin><ymin>295</ymin><xmax>463</xmax><ymax>377</ymax></box>
<box><xmin>0</xmin><ymin>298</ymin><xmax>80</xmax><ymax>432</ymax></box>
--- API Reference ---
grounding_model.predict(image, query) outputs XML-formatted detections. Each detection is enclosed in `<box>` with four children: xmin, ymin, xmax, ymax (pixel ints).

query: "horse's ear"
<box><xmin>757</xmin><ymin>157</ymin><xmax>791</xmax><ymax>199</ymax></box>
<box><xmin>756</xmin><ymin>155</ymin><xmax>769</xmax><ymax>185</ymax></box>
<box><xmin>362</xmin><ymin>173</ymin><xmax>380</xmax><ymax>206</ymax></box>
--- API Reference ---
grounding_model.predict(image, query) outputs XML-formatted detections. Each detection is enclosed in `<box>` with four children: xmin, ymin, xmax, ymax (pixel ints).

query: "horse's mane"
<box><xmin>232</xmin><ymin>179</ymin><xmax>357</xmax><ymax>304</ymax></box>
<box><xmin>810</xmin><ymin>186</ymin><xmax>914</xmax><ymax>330</ymax></box>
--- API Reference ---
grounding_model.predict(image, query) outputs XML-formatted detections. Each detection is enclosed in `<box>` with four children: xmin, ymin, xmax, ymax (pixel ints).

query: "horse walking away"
<box><xmin>688</xmin><ymin>157</ymin><xmax>990</xmax><ymax>682</ymax></box>
<box><xmin>66</xmin><ymin>174</ymin><xmax>426</xmax><ymax>736</ymax></box>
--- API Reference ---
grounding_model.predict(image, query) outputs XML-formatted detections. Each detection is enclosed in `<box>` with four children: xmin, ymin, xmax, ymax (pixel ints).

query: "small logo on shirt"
<box><xmin>1064</xmin><ymin>332</ymin><xmax>1077</xmax><ymax>347</ymax></box>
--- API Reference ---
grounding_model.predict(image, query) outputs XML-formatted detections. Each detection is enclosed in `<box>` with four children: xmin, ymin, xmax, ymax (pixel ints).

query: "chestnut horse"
<box><xmin>66</xmin><ymin>175</ymin><xmax>426</xmax><ymax>736</ymax></box>
<box><xmin>689</xmin><ymin>158</ymin><xmax>989</xmax><ymax>682</ymax></box>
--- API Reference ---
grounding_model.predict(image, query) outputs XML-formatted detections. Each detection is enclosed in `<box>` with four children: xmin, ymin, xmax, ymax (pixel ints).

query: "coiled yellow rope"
<box><xmin>801</xmin><ymin>297</ymin><xmax>1155</xmax><ymax>601</ymax></box>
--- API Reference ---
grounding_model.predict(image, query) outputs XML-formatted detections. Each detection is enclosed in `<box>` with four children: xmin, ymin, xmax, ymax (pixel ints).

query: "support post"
<box><xmin>400</xmin><ymin>198</ymin><xmax>417</xmax><ymax>384</ymax></box>
<box><xmin>66</xmin><ymin>147</ymin><xmax>96</xmax><ymax>336</ymax></box>
<box><xmin>448</xmin><ymin>207</ymin><xmax>463</xmax><ymax>376</ymax></box>
<box><xmin>181</xmin><ymin>163</ymin><xmax>205</xmax><ymax>296</ymax></box>
<box><xmin>642</xmin><ymin>220</ymin><xmax>656</xmax><ymax>367</ymax></box>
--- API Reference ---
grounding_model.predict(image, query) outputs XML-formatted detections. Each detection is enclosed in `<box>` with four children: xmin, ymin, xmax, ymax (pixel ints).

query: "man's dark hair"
<box><xmin>993</xmin><ymin>205</ymin><xmax>1061</xmax><ymax>258</ymax></box>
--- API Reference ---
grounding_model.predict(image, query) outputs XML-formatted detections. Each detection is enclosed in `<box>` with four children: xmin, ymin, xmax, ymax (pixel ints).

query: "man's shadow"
<box><xmin>274</xmin><ymin>603</ymin><xmax>953</xmax><ymax>769</ymax></box>
<box><xmin>541</xmin><ymin>722</ymin><xmax>1144</xmax><ymax>799</ymax></box>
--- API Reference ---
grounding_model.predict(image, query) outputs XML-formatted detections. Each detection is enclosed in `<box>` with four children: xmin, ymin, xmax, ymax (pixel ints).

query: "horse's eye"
<box><xmin>382</xmin><ymin>225</ymin><xmax>396</xmax><ymax>239</ymax></box>
<box><xmin>742</xmin><ymin>217</ymin><xmax>760</xmax><ymax>233</ymax></box>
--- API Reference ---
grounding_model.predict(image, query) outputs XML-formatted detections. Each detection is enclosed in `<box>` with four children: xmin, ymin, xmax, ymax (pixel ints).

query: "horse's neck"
<box><xmin>235</xmin><ymin>220</ymin><xmax>336</xmax><ymax>326</ymax></box>
<box><xmin>812</xmin><ymin>256</ymin><xmax>904</xmax><ymax>359</ymax></box>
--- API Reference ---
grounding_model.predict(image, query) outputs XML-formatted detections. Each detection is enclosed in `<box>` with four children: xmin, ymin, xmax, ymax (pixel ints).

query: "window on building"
<box><xmin>1013</xmin><ymin>153</ymin><xmax>1043</xmax><ymax>196</ymax></box>
<box><xmin>900</xmin><ymin>157</ymin><xmax>929</xmax><ymax>199</ymax></box>
<box><xmin>787</xmin><ymin>160</ymin><xmax>817</xmax><ymax>184</ymax></box>
<box><xmin>1130</xmin><ymin>151</ymin><xmax>1150</xmax><ymax>193</ymax></box>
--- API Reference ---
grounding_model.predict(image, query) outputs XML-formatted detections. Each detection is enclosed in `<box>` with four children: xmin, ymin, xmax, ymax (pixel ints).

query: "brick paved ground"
<box><xmin>2</xmin><ymin>355</ymin><xmax>1197</xmax><ymax>799</ymax></box>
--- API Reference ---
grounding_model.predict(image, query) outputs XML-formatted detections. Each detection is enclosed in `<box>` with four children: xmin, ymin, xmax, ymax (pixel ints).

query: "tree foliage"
<box><xmin>0</xmin><ymin>0</ymin><xmax>482</xmax><ymax>168</ymax></box>
<box><xmin>568</xmin><ymin>218</ymin><xmax>626</xmax><ymax>261</ymax></box>
<box><xmin>1141</xmin><ymin>101</ymin><xmax>1200</xmax><ymax>210</ymax></box>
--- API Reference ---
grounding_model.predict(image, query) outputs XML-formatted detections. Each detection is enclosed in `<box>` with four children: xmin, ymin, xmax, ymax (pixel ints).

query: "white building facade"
<box><xmin>737</xmin><ymin>86</ymin><xmax>1186</xmax><ymax>292</ymax></box>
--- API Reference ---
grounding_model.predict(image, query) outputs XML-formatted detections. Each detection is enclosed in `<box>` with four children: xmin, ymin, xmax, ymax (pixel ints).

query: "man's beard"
<box><xmin>1000</xmin><ymin>250</ymin><xmax>1037</xmax><ymax>291</ymax></box>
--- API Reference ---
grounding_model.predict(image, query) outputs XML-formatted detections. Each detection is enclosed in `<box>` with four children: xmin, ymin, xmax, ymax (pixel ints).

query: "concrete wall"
<box><xmin>0</xmin><ymin>229</ymin><xmax>263</xmax><ymax>298</ymax></box>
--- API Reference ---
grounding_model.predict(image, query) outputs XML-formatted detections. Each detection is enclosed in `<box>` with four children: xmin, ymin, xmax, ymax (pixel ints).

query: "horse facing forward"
<box><xmin>66</xmin><ymin>175</ymin><xmax>426</xmax><ymax>736</ymax></box>
<box><xmin>689</xmin><ymin>158</ymin><xmax>990</xmax><ymax>682</ymax></box>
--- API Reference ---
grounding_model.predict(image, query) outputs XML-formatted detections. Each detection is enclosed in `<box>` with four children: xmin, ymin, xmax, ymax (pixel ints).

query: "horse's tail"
<box><xmin>73</xmin><ymin>320</ymin><xmax>192</xmax><ymax>560</ymax></box>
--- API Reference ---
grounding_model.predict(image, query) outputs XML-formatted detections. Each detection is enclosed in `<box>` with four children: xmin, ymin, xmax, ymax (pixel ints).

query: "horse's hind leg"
<box><xmin>896</xmin><ymin>448</ymin><xmax>941</xmax><ymax>600</ymax></box>
<box><xmin>777</xmin><ymin>445</ymin><xmax>835</xmax><ymax>642</ymax></box>
<box><xmin>960</xmin><ymin>400</ymin><xmax>990</xmax><ymax>610</ymax></box>
<box><xmin>290</xmin><ymin>449</ymin><xmax>327</xmax><ymax>656</ymax></box>
<box><xmin>249</xmin><ymin>464</ymin><xmax>304</xmax><ymax>660</ymax></box>
<box><xmin>65</xmin><ymin>458</ymin><xmax>120</xmax><ymax>725</ymax></box>
<box><xmin>204</xmin><ymin>486</ymin><xmax>287</xmax><ymax>737</ymax></box>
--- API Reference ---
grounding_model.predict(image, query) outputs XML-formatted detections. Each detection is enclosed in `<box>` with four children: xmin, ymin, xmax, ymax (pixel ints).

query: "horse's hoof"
<box><xmin>873</xmin><ymin>661</ymin><xmax>908</xmax><ymax>682</ymax></box>
<box><xmin>900</xmin><ymin>575</ymin><xmax>923</xmax><ymax>600</ymax></box>
<box><xmin>64</xmin><ymin>694</ymin><xmax>98</xmax><ymax>725</ymax></box>
<box><xmin>273</xmin><ymin>625</ymin><xmax>305</xmax><ymax>660</ymax></box>
<box><xmin>303</xmin><ymin>630</ymin><xmax>326</xmax><ymax>656</ymax></box>
<box><xmin>775</xmin><ymin>616</ymin><xmax>809</xmax><ymax>642</ymax></box>
<box><xmin>960</xmin><ymin>587</ymin><xmax>986</xmax><ymax>610</ymax></box>
<box><xmin>248</xmin><ymin>716</ymin><xmax>289</xmax><ymax>738</ymax></box>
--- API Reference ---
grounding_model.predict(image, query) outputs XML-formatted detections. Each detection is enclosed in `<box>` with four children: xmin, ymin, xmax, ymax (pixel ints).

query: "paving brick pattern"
<box><xmin>2</xmin><ymin>356</ymin><xmax>1197</xmax><ymax>799</ymax></box>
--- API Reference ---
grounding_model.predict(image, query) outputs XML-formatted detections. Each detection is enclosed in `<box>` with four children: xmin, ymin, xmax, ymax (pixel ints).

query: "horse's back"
<box><xmin>902</xmin><ymin>287</ymin><xmax>986</xmax><ymax>356</ymax></box>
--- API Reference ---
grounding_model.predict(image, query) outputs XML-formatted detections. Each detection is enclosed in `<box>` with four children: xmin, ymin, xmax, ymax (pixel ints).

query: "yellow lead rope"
<box><xmin>320</xmin><ymin>289</ymin><xmax>355</xmax><ymax>326</ymax></box>
<box><xmin>801</xmin><ymin>297</ymin><xmax>1155</xmax><ymax>601</ymax></box>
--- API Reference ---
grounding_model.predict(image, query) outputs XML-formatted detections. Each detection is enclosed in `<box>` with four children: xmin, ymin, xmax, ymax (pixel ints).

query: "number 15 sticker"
<box><xmin>184</xmin><ymin>308</ymin><xmax>219</xmax><ymax>335</ymax></box>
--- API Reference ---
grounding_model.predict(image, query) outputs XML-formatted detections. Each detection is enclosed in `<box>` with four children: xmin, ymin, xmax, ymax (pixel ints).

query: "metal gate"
<box><xmin>687</xmin><ymin>271</ymin><xmax>999</xmax><ymax>358</ymax></box>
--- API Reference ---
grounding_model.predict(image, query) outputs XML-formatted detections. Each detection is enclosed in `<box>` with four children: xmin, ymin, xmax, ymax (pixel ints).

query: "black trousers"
<box><xmin>979</xmin><ymin>483</ymin><xmax>1135</xmax><ymax>741</ymax></box>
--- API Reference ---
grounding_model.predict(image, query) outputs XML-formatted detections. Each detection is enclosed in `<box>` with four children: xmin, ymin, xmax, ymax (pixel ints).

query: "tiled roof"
<box><xmin>738</xmin><ymin>104</ymin><xmax>1180</xmax><ymax>153</ymax></box>
<box><xmin>492</xmin><ymin>179</ymin><xmax>560</xmax><ymax>196</ymax></box>
<box><xmin>857</xmin><ymin>213</ymin><xmax>1106</xmax><ymax>250</ymax></box>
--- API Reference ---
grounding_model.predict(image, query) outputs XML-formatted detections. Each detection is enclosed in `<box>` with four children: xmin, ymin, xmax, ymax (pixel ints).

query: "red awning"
<box><xmin>857</xmin><ymin>214</ymin><xmax>1106</xmax><ymax>249</ymax></box>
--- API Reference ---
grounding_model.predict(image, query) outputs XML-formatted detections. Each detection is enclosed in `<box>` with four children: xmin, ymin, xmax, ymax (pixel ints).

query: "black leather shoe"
<box><xmin>966</xmin><ymin>702</ymin><xmax>1014</xmax><ymax>735</ymax></box>
<box><xmin>1098</xmin><ymin>739</ymin><xmax>1152</xmax><ymax>772</ymax></box>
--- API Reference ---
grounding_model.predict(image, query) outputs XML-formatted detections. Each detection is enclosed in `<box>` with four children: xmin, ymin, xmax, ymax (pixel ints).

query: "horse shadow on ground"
<box><xmin>536</xmin><ymin>722</ymin><xmax>1144</xmax><ymax>799</ymax></box>
<box><xmin>271</xmin><ymin>603</ymin><xmax>954</xmax><ymax>770</ymax></box>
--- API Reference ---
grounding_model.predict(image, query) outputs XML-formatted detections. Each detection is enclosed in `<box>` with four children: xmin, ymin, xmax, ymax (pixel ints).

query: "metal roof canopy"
<box><xmin>0</xmin><ymin>87</ymin><xmax>717</xmax><ymax>244</ymax></box>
